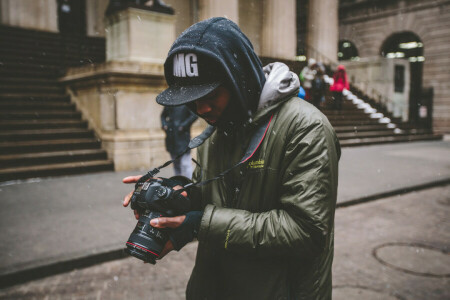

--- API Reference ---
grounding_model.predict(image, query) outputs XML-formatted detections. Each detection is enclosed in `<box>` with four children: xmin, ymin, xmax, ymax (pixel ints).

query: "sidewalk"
<box><xmin>0</xmin><ymin>140</ymin><xmax>449</xmax><ymax>287</ymax></box>
<box><xmin>1</xmin><ymin>184</ymin><xmax>448</xmax><ymax>299</ymax></box>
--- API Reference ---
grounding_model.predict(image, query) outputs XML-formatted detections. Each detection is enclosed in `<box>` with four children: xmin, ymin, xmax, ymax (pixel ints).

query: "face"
<box><xmin>194</xmin><ymin>86</ymin><xmax>231</xmax><ymax>125</ymax></box>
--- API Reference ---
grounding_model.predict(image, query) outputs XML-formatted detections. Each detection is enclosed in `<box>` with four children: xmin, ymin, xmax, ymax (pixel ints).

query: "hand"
<box><xmin>122</xmin><ymin>175</ymin><xmax>143</xmax><ymax>219</ymax></box>
<box><xmin>151</xmin><ymin>215</ymin><xmax>186</xmax><ymax>258</ymax></box>
<box><xmin>148</xmin><ymin>185</ymin><xmax>188</xmax><ymax>258</ymax></box>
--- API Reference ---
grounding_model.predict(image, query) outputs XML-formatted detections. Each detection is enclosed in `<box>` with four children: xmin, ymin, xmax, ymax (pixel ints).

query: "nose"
<box><xmin>195</xmin><ymin>99</ymin><xmax>212</xmax><ymax>115</ymax></box>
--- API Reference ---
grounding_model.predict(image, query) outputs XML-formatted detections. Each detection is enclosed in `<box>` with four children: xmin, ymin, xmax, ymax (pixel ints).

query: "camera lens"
<box><xmin>125</xmin><ymin>211</ymin><xmax>169</xmax><ymax>264</ymax></box>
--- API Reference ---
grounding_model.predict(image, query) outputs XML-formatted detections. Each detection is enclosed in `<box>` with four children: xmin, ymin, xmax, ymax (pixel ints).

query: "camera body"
<box><xmin>125</xmin><ymin>178</ymin><xmax>192</xmax><ymax>264</ymax></box>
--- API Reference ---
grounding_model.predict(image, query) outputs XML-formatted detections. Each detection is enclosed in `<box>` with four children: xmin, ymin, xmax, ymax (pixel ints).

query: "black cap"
<box><xmin>156</xmin><ymin>52</ymin><xmax>222</xmax><ymax>106</ymax></box>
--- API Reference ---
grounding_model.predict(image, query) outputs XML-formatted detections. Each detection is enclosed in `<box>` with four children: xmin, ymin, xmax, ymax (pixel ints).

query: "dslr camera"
<box><xmin>124</xmin><ymin>177</ymin><xmax>196</xmax><ymax>264</ymax></box>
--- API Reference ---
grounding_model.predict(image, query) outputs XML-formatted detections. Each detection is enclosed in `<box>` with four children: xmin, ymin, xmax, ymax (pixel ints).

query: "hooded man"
<box><xmin>123</xmin><ymin>17</ymin><xmax>340</xmax><ymax>300</ymax></box>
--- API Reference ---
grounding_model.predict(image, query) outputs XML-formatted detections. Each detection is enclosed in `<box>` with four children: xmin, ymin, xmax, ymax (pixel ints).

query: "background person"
<box><xmin>123</xmin><ymin>17</ymin><xmax>340</xmax><ymax>299</ymax></box>
<box><xmin>330</xmin><ymin>64</ymin><xmax>349</xmax><ymax>110</ymax></box>
<box><xmin>311</xmin><ymin>62</ymin><xmax>327</xmax><ymax>109</ymax></box>
<box><xmin>299</xmin><ymin>58</ymin><xmax>317</xmax><ymax>101</ymax></box>
<box><xmin>160</xmin><ymin>105</ymin><xmax>198</xmax><ymax>178</ymax></box>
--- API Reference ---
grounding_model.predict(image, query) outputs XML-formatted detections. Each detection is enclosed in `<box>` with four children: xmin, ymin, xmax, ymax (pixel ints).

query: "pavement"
<box><xmin>0</xmin><ymin>139</ymin><xmax>449</xmax><ymax>298</ymax></box>
<box><xmin>0</xmin><ymin>183</ymin><xmax>448</xmax><ymax>300</ymax></box>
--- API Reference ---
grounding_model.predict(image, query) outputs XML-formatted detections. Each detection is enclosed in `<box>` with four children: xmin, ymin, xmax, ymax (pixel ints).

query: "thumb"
<box><xmin>150</xmin><ymin>216</ymin><xmax>186</xmax><ymax>229</ymax></box>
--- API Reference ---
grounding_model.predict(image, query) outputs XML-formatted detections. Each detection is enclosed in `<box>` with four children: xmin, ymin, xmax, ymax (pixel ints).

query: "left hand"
<box><xmin>150</xmin><ymin>215</ymin><xmax>186</xmax><ymax>258</ymax></box>
<box><xmin>148</xmin><ymin>184</ymin><xmax>188</xmax><ymax>259</ymax></box>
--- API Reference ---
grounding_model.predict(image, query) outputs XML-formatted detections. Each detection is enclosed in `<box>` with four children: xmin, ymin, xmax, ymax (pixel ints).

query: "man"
<box><xmin>161</xmin><ymin>105</ymin><xmax>197</xmax><ymax>177</ymax></box>
<box><xmin>123</xmin><ymin>17</ymin><xmax>340</xmax><ymax>299</ymax></box>
<box><xmin>300</xmin><ymin>58</ymin><xmax>317</xmax><ymax>101</ymax></box>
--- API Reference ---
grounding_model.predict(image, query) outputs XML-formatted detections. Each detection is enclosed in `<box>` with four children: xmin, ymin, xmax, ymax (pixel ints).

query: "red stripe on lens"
<box><xmin>126</xmin><ymin>242</ymin><xmax>160</xmax><ymax>257</ymax></box>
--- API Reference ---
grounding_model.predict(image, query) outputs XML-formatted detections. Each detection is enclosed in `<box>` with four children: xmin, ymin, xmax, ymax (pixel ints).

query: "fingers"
<box><xmin>150</xmin><ymin>215</ymin><xmax>186</xmax><ymax>229</ymax></box>
<box><xmin>159</xmin><ymin>240</ymin><xmax>175</xmax><ymax>258</ymax></box>
<box><xmin>173</xmin><ymin>185</ymin><xmax>188</xmax><ymax>197</ymax></box>
<box><xmin>122</xmin><ymin>175</ymin><xmax>142</xmax><ymax>184</ymax></box>
<box><xmin>123</xmin><ymin>190</ymin><xmax>133</xmax><ymax>207</ymax></box>
<box><xmin>133</xmin><ymin>210</ymin><xmax>140</xmax><ymax>220</ymax></box>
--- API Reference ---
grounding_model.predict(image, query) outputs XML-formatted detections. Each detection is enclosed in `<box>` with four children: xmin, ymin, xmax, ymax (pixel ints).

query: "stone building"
<box><xmin>0</xmin><ymin>0</ymin><xmax>447</xmax><ymax>178</ymax></box>
<box><xmin>336</xmin><ymin>0</ymin><xmax>450</xmax><ymax>133</ymax></box>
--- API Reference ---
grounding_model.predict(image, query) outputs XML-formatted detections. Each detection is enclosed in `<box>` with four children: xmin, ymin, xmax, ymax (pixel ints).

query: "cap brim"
<box><xmin>156</xmin><ymin>82</ymin><xmax>221</xmax><ymax>106</ymax></box>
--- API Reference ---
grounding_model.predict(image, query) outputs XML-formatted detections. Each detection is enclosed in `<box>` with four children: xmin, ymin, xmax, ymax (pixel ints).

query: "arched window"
<box><xmin>380</xmin><ymin>32</ymin><xmax>424</xmax><ymax>62</ymax></box>
<box><xmin>338</xmin><ymin>40</ymin><xmax>359</xmax><ymax>61</ymax></box>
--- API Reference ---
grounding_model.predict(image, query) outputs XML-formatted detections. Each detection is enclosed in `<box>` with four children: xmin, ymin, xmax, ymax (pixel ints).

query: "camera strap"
<box><xmin>136</xmin><ymin>114</ymin><xmax>273</xmax><ymax>190</ymax></box>
<box><xmin>182</xmin><ymin>114</ymin><xmax>273</xmax><ymax>190</ymax></box>
<box><xmin>136</xmin><ymin>126</ymin><xmax>217</xmax><ymax>185</ymax></box>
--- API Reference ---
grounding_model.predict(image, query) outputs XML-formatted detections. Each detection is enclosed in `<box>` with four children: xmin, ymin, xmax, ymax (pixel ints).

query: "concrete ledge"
<box><xmin>0</xmin><ymin>245</ymin><xmax>127</xmax><ymax>289</ymax></box>
<box><xmin>337</xmin><ymin>178</ymin><xmax>450</xmax><ymax>208</ymax></box>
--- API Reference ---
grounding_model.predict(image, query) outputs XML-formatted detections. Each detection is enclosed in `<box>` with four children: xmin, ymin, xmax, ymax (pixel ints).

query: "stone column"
<box><xmin>261</xmin><ymin>0</ymin><xmax>296</xmax><ymax>59</ymax></box>
<box><xmin>198</xmin><ymin>0</ymin><xmax>239</xmax><ymax>24</ymax></box>
<box><xmin>0</xmin><ymin>0</ymin><xmax>58</xmax><ymax>32</ymax></box>
<box><xmin>105</xmin><ymin>7</ymin><xmax>176</xmax><ymax>64</ymax></box>
<box><xmin>307</xmin><ymin>0</ymin><xmax>339</xmax><ymax>64</ymax></box>
<box><xmin>85</xmin><ymin>0</ymin><xmax>109</xmax><ymax>37</ymax></box>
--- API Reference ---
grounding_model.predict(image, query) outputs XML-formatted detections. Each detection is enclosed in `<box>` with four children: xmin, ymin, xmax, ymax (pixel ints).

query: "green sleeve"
<box><xmin>198</xmin><ymin>121</ymin><xmax>338</xmax><ymax>259</ymax></box>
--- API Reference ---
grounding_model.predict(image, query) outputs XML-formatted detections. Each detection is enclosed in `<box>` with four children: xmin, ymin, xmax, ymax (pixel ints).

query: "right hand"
<box><xmin>122</xmin><ymin>176</ymin><xmax>188</xmax><ymax>220</ymax></box>
<box><xmin>122</xmin><ymin>175</ymin><xmax>143</xmax><ymax>219</ymax></box>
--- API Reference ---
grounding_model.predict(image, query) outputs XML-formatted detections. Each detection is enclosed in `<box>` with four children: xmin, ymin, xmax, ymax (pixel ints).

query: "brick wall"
<box><xmin>339</xmin><ymin>0</ymin><xmax>450</xmax><ymax>133</ymax></box>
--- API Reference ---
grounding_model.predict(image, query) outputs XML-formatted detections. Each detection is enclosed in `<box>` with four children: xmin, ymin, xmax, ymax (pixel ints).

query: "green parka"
<box><xmin>187</xmin><ymin>63</ymin><xmax>341</xmax><ymax>300</ymax></box>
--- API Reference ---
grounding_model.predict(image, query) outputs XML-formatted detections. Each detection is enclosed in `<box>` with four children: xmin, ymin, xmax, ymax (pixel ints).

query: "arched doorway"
<box><xmin>338</xmin><ymin>40</ymin><xmax>359</xmax><ymax>61</ymax></box>
<box><xmin>381</xmin><ymin>32</ymin><xmax>424</xmax><ymax>124</ymax></box>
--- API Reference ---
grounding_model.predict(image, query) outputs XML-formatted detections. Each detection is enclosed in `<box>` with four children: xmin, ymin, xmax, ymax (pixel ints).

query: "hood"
<box><xmin>257</xmin><ymin>62</ymin><xmax>300</xmax><ymax>112</ymax></box>
<box><xmin>163</xmin><ymin>17</ymin><xmax>266</xmax><ymax>117</ymax></box>
<box><xmin>337</xmin><ymin>64</ymin><xmax>346</xmax><ymax>71</ymax></box>
<box><xmin>249</xmin><ymin>62</ymin><xmax>299</xmax><ymax>126</ymax></box>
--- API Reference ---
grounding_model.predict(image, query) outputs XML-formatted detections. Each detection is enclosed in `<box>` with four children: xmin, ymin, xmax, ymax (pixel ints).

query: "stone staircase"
<box><xmin>261</xmin><ymin>57</ymin><xmax>442</xmax><ymax>147</ymax></box>
<box><xmin>0</xmin><ymin>25</ymin><xmax>114</xmax><ymax>182</ymax></box>
<box><xmin>324</xmin><ymin>87</ymin><xmax>442</xmax><ymax>147</ymax></box>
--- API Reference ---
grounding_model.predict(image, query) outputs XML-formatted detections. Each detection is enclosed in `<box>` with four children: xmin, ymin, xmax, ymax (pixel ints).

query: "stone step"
<box><xmin>333</xmin><ymin>124</ymin><xmax>390</xmax><ymax>133</ymax></box>
<box><xmin>0</xmin><ymin>159</ymin><xmax>114</xmax><ymax>182</ymax></box>
<box><xmin>0</xmin><ymin>119</ymin><xmax>87</xmax><ymax>130</ymax></box>
<box><xmin>0</xmin><ymin>128</ymin><xmax>94</xmax><ymax>142</ymax></box>
<box><xmin>326</xmin><ymin>114</ymin><xmax>375</xmax><ymax>121</ymax></box>
<box><xmin>0</xmin><ymin>149</ymin><xmax>108</xmax><ymax>168</ymax></box>
<box><xmin>0</xmin><ymin>138</ymin><xmax>101</xmax><ymax>154</ymax></box>
<box><xmin>0</xmin><ymin>43</ymin><xmax>104</xmax><ymax>55</ymax></box>
<box><xmin>0</xmin><ymin>68</ymin><xmax>62</xmax><ymax>79</ymax></box>
<box><xmin>340</xmin><ymin>134</ymin><xmax>442</xmax><ymax>147</ymax></box>
<box><xmin>0</xmin><ymin>29</ymin><xmax>105</xmax><ymax>47</ymax></box>
<box><xmin>0</xmin><ymin>100</ymin><xmax>75</xmax><ymax>110</ymax></box>
<box><xmin>0</xmin><ymin>24</ymin><xmax>104</xmax><ymax>39</ymax></box>
<box><xmin>330</xmin><ymin>119</ymin><xmax>382</xmax><ymax>126</ymax></box>
<box><xmin>1</xmin><ymin>76</ymin><xmax>61</xmax><ymax>85</ymax></box>
<box><xmin>0</xmin><ymin>31</ymin><xmax>104</xmax><ymax>56</ymax></box>
<box><xmin>0</xmin><ymin>84</ymin><xmax>66</xmax><ymax>95</ymax></box>
<box><xmin>0</xmin><ymin>62</ymin><xmax>62</xmax><ymax>78</ymax></box>
<box><xmin>0</xmin><ymin>94</ymin><xmax>70</xmax><ymax>101</ymax></box>
<box><xmin>0</xmin><ymin>111</ymin><xmax>81</xmax><ymax>120</ymax></box>
<box><xmin>0</xmin><ymin>51</ymin><xmax>103</xmax><ymax>67</ymax></box>
<box><xmin>337</xmin><ymin>130</ymin><xmax>402</xmax><ymax>140</ymax></box>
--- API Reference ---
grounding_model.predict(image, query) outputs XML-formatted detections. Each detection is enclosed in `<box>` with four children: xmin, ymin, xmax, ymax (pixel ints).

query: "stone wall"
<box><xmin>343</xmin><ymin>57</ymin><xmax>410</xmax><ymax>122</ymax></box>
<box><xmin>339</xmin><ymin>0</ymin><xmax>450</xmax><ymax>133</ymax></box>
<box><xmin>0</xmin><ymin>0</ymin><xmax>58</xmax><ymax>32</ymax></box>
